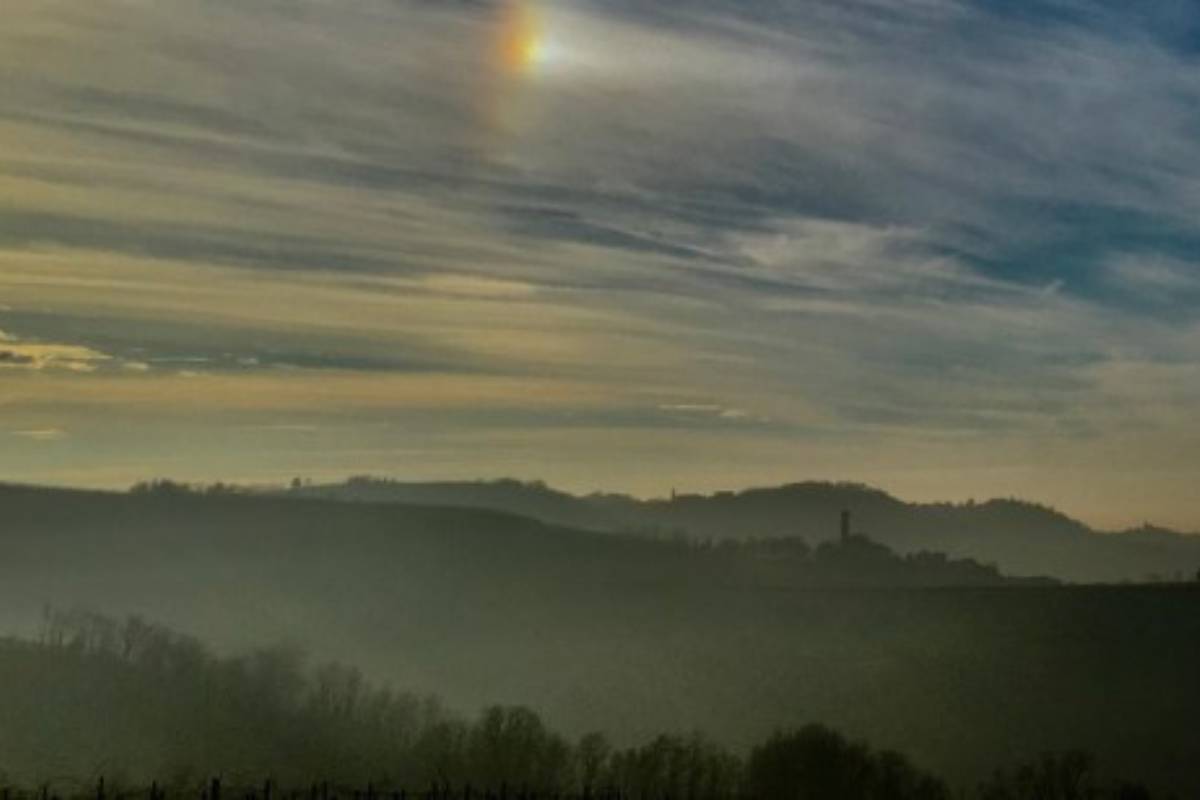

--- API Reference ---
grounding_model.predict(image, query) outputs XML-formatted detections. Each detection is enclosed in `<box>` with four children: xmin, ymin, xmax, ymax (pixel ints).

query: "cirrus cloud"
<box><xmin>1</xmin><ymin>0</ymin><xmax>1200</xmax><ymax>528</ymax></box>
<box><xmin>0</xmin><ymin>340</ymin><xmax>111</xmax><ymax>372</ymax></box>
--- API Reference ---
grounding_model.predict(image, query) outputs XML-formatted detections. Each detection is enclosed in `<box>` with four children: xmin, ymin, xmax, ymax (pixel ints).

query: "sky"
<box><xmin>1</xmin><ymin>0</ymin><xmax>1199</xmax><ymax>531</ymax></box>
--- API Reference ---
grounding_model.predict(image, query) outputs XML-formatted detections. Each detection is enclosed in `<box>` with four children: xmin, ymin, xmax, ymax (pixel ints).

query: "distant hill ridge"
<box><xmin>0</xmin><ymin>480</ymin><xmax>1039</xmax><ymax>590</ymax></box>
<box><xmin>285</xmin><ymin>477</ymin><xmax>1200</xmax><ymax>583</ymax></box>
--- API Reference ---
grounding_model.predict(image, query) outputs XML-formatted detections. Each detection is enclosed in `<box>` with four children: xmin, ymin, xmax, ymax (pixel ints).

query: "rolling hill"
<box><xmin>286</xmin><ymin>477</ymin><xmax>1200</xmax><ymax>583</ymax></box>
<box><xmin>0</xmin><ymin>482</ymin><xmax>1198</xmax><ymax>794</ymax></box>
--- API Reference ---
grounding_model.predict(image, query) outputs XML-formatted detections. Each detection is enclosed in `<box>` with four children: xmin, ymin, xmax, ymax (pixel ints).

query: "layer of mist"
<box><xmin>0</xmin><ymin>612</ymin><xmax>1163</xmax><ymax>798</ymax></box>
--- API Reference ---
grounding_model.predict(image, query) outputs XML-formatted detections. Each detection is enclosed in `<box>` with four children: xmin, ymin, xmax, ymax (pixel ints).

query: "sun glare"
<box><xmin>523</xmin><ymin>37</ymin><xmax>547</xmax><ymax>69</ymax></box>
<box><xmin>498</xmin><ymin>0</ymin><xmax>546</xmax><ymax>75</ymax></box>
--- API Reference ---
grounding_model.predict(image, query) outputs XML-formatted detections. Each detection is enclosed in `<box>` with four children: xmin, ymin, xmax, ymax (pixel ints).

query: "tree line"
<box><xmin>0</xmin><ymin>610</ymin><xmax>1163</xmax><ymax>800</ymax></box>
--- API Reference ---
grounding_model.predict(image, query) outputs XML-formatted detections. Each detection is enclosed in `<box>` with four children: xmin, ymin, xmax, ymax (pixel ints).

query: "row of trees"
<box><xmin>689</xmin><ymin>533</ymin><xmax>1049</xmax><ymax>587</ymax></box>
<box><xmin>4</xmin><ymin>611</ymin><xmax>1156</xmax><ymax>799</ymax></box>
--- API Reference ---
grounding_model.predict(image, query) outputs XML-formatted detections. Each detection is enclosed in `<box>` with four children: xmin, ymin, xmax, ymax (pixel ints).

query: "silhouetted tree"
<box><xmin>746</xmin><ymin>725</ymin><xmax>947</xmax><ymax>800</ymax></box>
<box><xmin>576</xmin><ymin>732</ymin><xmax>611</xmax><ymax>796</ymax></box>
<box><xmin>978</xmin><ymin>752</ymin><xmax>1097</xmax><ymax>800</ymax></box>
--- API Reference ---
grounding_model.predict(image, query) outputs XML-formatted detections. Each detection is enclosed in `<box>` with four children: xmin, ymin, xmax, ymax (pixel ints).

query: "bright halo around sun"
<box><xmin>497</xmin><ymin>0</ymin><xmax>550</xmax><ymax>76</ymax></box>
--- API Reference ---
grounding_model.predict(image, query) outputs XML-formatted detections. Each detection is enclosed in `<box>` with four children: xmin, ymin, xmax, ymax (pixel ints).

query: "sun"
<box><xmin>522</xmin><ymin>37</ymin><xmax>548</xmax><ymax>69</ymax></box>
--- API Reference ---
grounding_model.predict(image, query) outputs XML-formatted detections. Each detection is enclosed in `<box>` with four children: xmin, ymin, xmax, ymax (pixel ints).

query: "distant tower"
<box><xmin>840</xmin><ymin>509</ymin><xmax>851</xmax><ymax>542</ymax></box>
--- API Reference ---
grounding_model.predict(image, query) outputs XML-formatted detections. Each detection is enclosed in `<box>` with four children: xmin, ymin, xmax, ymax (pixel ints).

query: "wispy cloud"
<box><xmin>10</xmin><ymin>428</ymin><xmax>69</xmax><ymax>442</ymax></box>
<box><xmin>0</xmin><ymin>341</ymin><xmax>111</xmax><ymax>372</ymax></box>
<box><xmin>1</xmin><ymin>0</ymin><xmax>1199</xmax><ymax>527</ymax></box>
<box><xmin>1105</xmin><ymin>254</ymin><xmax>1200</xmax><ymax>302</ymax></box>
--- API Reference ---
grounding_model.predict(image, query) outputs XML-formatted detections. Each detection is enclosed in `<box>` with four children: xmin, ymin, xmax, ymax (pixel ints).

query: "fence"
<box><xmin>0</xmin><ymin>779</ymin><xmax>720</xmax><ymax>800</ymax></box>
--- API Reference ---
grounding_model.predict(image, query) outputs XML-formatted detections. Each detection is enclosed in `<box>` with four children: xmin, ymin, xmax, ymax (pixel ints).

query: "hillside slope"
<box><xmin>0</xmin><ymin>483</ymin><xmax>1198</xmax><ymax>795</ymax></box>
<box><xmin>287</xmin><ymin>478</ymin><xmax>1200</xmax><ymax>582</ymax></box>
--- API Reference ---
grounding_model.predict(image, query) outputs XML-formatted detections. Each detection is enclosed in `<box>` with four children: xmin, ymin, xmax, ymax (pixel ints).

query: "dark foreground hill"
<box><xmin>1</xmin><ymin>483</ymin><xmax>1198</xmax><ymax>795</ymax></box>
<box><xmin>288</xmin><ymin>477</ymin><xmax>1200</xmax><ymax>582</ymax></box>
<box><xmin>0</xmin><ymin>618</ymin><xmax>1161</xmax><ymax>799</ymax></box>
